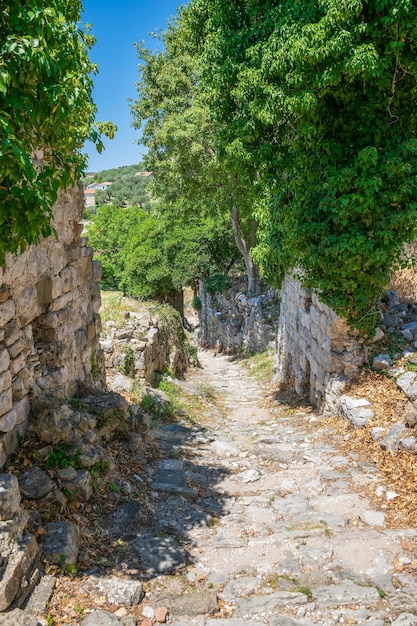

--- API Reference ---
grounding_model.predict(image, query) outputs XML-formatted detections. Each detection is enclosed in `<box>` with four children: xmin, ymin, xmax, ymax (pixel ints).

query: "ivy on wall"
<box><xmin>0</xmin><ymin>2</ymin><xmax>115</xmax><ymax>263</ymax></box>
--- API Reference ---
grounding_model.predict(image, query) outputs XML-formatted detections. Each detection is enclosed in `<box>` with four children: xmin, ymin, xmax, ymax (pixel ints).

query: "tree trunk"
<box><xmin>230</xmin><ymin>205</ymin><xmax>261</xmax><ymax>296</ymax></box>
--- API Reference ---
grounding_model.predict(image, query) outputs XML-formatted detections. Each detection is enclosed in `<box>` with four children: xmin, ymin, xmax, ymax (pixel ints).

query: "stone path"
<box><xmin>135</xmin><ymin>350</ymin><xmax>417</xmax><ymax>626</ymax></box>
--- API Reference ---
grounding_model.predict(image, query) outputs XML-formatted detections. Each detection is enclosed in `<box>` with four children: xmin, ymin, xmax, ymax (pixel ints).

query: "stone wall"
<box><xmin>198</xmin><ymin>279</ymin><xmax>279</xmax><ymax>354</ymax></box>
<box><xmin>0</xmin><ymin>185</ymin><xmax>105</xmax><ymax>464</ymax></box>
<box><xmin>275</xmin><ymin>274</ymin><xmax>367</xmax><ymax>413</ymax></box>
<box><xmin>101</xmin><ymin>303</ymin><xmax>189</xmax><ymax>394</ymax></box>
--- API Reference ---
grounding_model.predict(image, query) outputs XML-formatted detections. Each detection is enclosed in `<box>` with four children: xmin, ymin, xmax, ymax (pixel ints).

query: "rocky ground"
<box><xmin>7</xmin><ymin>339</ymin><xmax>417</xmax><ymax>626</ymax></box>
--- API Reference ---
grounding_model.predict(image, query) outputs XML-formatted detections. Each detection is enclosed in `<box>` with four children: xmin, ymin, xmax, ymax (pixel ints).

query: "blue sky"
<box><xmin>82</xmin><ymin>0</ymin><xmax>187</xmax><ymax>172</ymax></box>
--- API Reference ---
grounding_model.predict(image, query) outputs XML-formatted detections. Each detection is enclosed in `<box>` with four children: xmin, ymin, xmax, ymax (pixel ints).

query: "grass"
<box><xmin>266</xmin><ymin>572</ymin><xmax>297</xmax><ymax>588</ymax></box>
<box><xmin>243</xmin><ymin>349</ymin><xmax>275</xmax><ymax>383</ymax></box>
<box><xmin>44</xmin><ymin>445</ymin><xmax>82</xmax><ymax>470</ymax></box>
<box><xmin>140</xmin><ymin>374</ymin><xmax>220</xmax><ymax>427</ymax></box>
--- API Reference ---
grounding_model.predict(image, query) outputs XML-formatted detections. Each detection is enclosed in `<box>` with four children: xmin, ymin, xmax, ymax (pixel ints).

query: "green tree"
<box><xmin>0</xmin><ymin>1</ymin><xmax>115</xmax><ymax>263</ymax></box>
<box><xmin>190</xmin><ymin>0</ymin><xmax>417</xmax><ymax>331</ymax></box>
<box><xmin>131</xmin><ymin>7</ymin><xmax>262</xmax><ymax>294</ymax></box>
<box><xmin>87</xmin><ymin>200</ymin><xmax>236</xmax><ymax>302</ymax></box>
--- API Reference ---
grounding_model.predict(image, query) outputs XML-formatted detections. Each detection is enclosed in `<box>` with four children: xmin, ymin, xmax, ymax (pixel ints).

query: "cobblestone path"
<box><xmin>140</xmin><ymin>350</ymin><xmax>417</xmax><ymax>626</ymax></box>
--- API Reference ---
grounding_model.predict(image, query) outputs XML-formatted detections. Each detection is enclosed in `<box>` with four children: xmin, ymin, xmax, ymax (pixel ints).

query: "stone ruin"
<box><xmin>0</xmin><ymin>184</ymin><xmax>105</xmax><ymax>465</ymax></box>
<box><xmin>0</xmin><ymin>184</ymin><xmax>193</xmax><ymax>616</ymax></box>
<box><xmin>0</xmin><ymin>184</ymin><xmax>110</xmax><ymax>613</ymax></box>
<box><xmin>198</xmin><ymin>278</ymin><xmax>279</xmax><ymax>354</ymax></box>
<box><xmin>275</xmin><ymin>273</ymin><xmax>367</xmax><ymax>413</ymax></box>
<box><xmin>276</xmin><ymin>266</ymin><xmax>417</xmax><ymax>414</ymax></box>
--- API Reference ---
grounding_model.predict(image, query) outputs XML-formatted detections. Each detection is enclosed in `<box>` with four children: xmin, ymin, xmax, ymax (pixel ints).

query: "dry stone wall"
<box><xmin>276</xmin><ymin>274</ymin><xmax>367</xmax><ymax>413</ymax></box>
<box><xmin>198</xmin><ymin>279</ymin><xmax>279</xmax><ymax>354</ymax></box>
<box><xmin>0</xmin><ymin>185</ymin><xmax>105</xmax><ymax>465</ymax></box>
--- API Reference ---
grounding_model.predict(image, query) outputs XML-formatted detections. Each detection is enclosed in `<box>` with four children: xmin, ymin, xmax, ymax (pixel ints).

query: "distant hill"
<box><xmin>82</xmin><ymin>163</ymin><xmax>153</xmax><ymax>209</ymax></box>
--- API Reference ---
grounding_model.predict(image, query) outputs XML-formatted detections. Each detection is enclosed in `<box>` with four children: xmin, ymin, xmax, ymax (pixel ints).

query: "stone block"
<box><xmin>51</xmin><ymin>276</ymin><xmax>63</xmax><ymax>300</ymax></box>
<box><xmin>77</xmin><ymin>257</ymin><xmax>93</xmax><ymax>282</ymax></box>
<box><xmin>2</xmin><ymin>252</ymin><xmax>24</xmax><ymax>285</ymax></box>
<box><xmin>60</xmin><ymin>265</ymin><xmax>77</xmax><ymax>293</ymax></box>
<box><xmin>96</xmin><ymin>576</ymin><xmax>144</xmax><ymax>605</ymax></box>
<box><xmin>0</xmin><ymin>371</ymin><xmax>12</xmax><ymax>394</ymax></box>
<box><xmin>92</xmin><ymin>260</ymin><xmax>102</xmax><ymax>282</ymax></box>
<box><xmin>4</xmin><ymin>322</ymin><xmax>20</xmax><ymax>347</ymax></box>
<box><xmin>0</xmin><ymin>430</ymin><xmax>18</xmax><ymax>464</ymax></box>
<box><xmin>0</xmin><ymin>409</ymin><xmax>20</xmax><ymax>433</ymax></box>
<box><xmin>8</xmin><ymin>338</ymin><xmax>28</xmax><ymax>360</ymax></box>
<box><xmin>12</xmin><ymin>396</ymin><xmax>30</xmax><ymax>425</ymax></box>
<box><xmin>19</xmin><ymin>465</ymin><xmax>55</xmax><ymax>499</ymax></box>
<box><xmin>75</xmin><ymin>328</ymin><xmax>88</xmax><ymax>352</ymax></box>
<box><xmin>65</xmin><ymin>470</ymin><xmax>93</xmax><ymax>502</ymax></box>
<box><xmin>0</xmin><ymin>299</ymin><xmax>15</xmax><ymax>327</ymax></box>
<box><xmin>0</xmin><ymin>474</ymin><xmax>21</xmax><ymax>520</ymax></box>
<box><xmin>0</xmin><ymin>534</ymin><xmax>39</xmax><ymax>611</ymax></box>
<box><xmin>0</xmin><ymin>287</ymin><xmax>10</xmax><ymax>304</ymax></box>
<box><xmin>10</xmin><ymin>353</ymin><xmax>26</xmax><ymax>377</ymax></box>
<box><xmin>87</xmin><ymin>322</ymin><xmax>96</xmax><ymax>340</ymax></box>
<box><xmin>36</xmin><ymin>278</ymin><xmax>53</xmax><ymax>306</ymax></box>
<box><xmin>12</xmin><ymin>370</ymin><xmax>31</xmax><ymax>401</ymax></box>
<box><xmin>40</xmin><ymin>521</ymin><xmax>80</xmax><ymax>566</ymax></box>
<box><xmin>39</xmin><ymin>366</ymin><xmax>69</xmax><ymax>391</ymax></box>
<box><xmin>0</xmin><ymin>388</ymin><xmax>13</xmax><ymax>419</ymax></box>
<box><xmin>37</xmin><ymin>312</ymin><xmax>59</xmax><ymax>329</ymax></box>
<box><xmin>49</xmin><ymin>292</ymin><xmax>73</xmax><ymax>313</ymax></box>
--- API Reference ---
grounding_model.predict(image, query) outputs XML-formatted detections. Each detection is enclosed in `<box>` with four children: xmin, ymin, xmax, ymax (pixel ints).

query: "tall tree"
<box><xmin>193</xmin><ymin>0</ymin><xmax>417</xmax><ymax>330</ymax></box>
<box><xmin>0</xmin><ymin>1</ymin><xmax>115</xmax><ymax>262</ymax></box>
<box><xmin>131</xmin><ymin>6</ymin><xmax>262</xmax><ymax>294</ymax></box>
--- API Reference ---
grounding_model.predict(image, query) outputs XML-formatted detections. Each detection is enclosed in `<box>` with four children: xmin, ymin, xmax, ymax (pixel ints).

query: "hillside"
<box><xmin>83</xmin><ymin>163</ymin><xmax>153</xmax><ymax>209</ymax></box>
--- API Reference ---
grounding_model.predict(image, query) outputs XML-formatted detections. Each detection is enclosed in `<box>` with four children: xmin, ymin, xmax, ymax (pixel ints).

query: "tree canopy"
<box><xmin>131</xmin><ymin>0</ymin><xmax>417</xmax><ymax>331</ymax></box>
<box><xmin>0</xmin><ymin>1</ymin><xmax>115</xmax><ymax>263</ymax></box>
<box><xmin>131</xmin><ymin>7</ymin><xmax>263</xmax><ymax>295</ymax></box>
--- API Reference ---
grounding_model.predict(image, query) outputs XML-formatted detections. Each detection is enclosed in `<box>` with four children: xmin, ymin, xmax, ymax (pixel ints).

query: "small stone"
<box><xmin>56</xmin><ymin>466</ymin><xmax>78</xmax><ymax>481</ymax></box>
<box><xmin>369</xmin><ymin>327</ymin><xmax>385</xmax><ymax>343</ymax></box>
<box><xmin>404</xmin><ymin>404</ymin><xmax>417</xmax><ymax>428</ymax></box>
<box><xmin>397</xmin><ymin>372</ymin><xmax>417</xmax><ymax>402</ymax></box>
<box><xmin>40</xmin><ymin>521</ymin><xmax>80</xmax><ymax>566</ymax></box>
<box><xmin>97</xmin><ymin>577</ymin><xmax>144</xmax><ymax>606</ymax></box>
<box><xmin>19</xmin><ymin>465</ymin><xmax>55</xmax><ymax>500</ymax></box>
<box><xmin>386</xmin><ymin>491</ymin><xmax>399</xmax><ymax>501</ymax></box>
<box><xmin>339</xmin><ymin>396</ymin><xmax>374</xmax><ymax>428</ymax></box>
<box><xmin>400</xmin><ymin>436</ymin><xmax>416</xmax><ymax>451</ymax></box>
<box><xmin>362</xmin><ymin>510</ymin><xmax>385</xmax><ymax>527</ymax></box>
<box><xmin>372</xmin><ymin>354</ymin><xmax>392</xmax><ymax>371</ymax></box>
<box><xmin>65</xmin><ymin>470</ymin><xmax>93</xmax><ymax>502</ymax></box>
<box><xmin>380</xmin><ymin>423</ymin><xmax>407</xmax><ymax>451</ymax></box>
<box><xmin>371</xmin><ymin>427</ymin><xmax>386</xmax><ymax>442</ymax></box>
<box><xmin>142</xmin><ymin>605</ymin><xmax>154</xmax><ymax>619</ymax></box>
<box><xmin>236</xmin><ymin>469</ymin><xmax>262</xmax><ymax>483</ymax></box>
<box><xmin>141</xmin><ymin>619</ymin><xmax>152</xmax><ymax>626</ymax></box>
<box><xmin>375</xmin><ymin>485</ymin><xmax>385</xmax><ymax>497</ymax></box>
<box><xmin>115</xmin><ymin>608</ymin><xmax>128</xmax><ymax>618</ymax></box>
<box><xmin>82</xmin><ymin>610</ymin><xmax>121</xmax><ymax>625</ymax></box>
<box><xmin>0</xmin><ymin>473</ymin><xmax>21</xmax><ymax>520</ymax></box>
<box><xmin>154</xmin><ymin>607</ymin><xmax>169</xmax><ymax>623</ymax></box>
